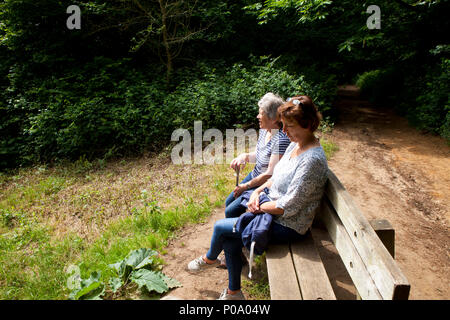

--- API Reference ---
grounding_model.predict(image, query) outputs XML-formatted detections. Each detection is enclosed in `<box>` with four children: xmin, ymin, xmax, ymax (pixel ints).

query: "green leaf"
<box><xmin>160</xmin><ymin>273</ymin><xmax>182</xmax><ymax>290</ymax></box>
<box><xmin>109</xmin><ymin>277</ymin><xmax>123</xmax><ymax>293</ymax></box>
<box><xmin>108</xmin><ymin>261</ymin><xmax>123</xmax><ymax>275</ymax></box>
<box><xmin>130</xmin><ymin>269</ymin><xmax>169</xmax><ymax>294</ymax></box>
<box><xmin>70</xmin><ymin>271</ymin><xmax>105</xmax><ymax>300</ymax></box>
<box><xmin>109</xmin><ymin>248</ymin><xmax>158</xmax><ymax>280</ymax></box>
<box><xmin>135</xmin><ymin>255</ymin><xmax>155</xmax><ymax>270</ymax></box>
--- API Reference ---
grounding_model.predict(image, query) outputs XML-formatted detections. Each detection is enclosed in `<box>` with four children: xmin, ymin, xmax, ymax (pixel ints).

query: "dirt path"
<box><xmin>324</xmin><ymin>85</ymin><xmax>449</xmax><ymax>300</ymax></box>
<box><xmin>161</xmin><ymin>86</ymin><xmax>449</xmax><ymax>300</ymax></box>
<box><xmin>160</xmin><ymin>207</ymin><xmax>230</xmax><ymax>300</ymax></box>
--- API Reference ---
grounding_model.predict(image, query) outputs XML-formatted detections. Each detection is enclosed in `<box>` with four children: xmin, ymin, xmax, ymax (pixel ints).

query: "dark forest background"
<box><xmin>1</xmin><ymin>0</ymin><xmax>448</xmax><ymax>169</ymax></box>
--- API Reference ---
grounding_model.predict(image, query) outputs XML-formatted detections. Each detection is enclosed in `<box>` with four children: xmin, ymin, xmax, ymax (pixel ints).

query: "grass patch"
<box><xmin>0</xmin><ymin>154</ymin><xmax>234</xmax><ymax>299</ymax></box>
<box><xmin>0</xmin><ymin>138</ymin><xmax>338</xmax><ymax>300</ymax></box>
<box><xmin>0</xmin><ymin>223</ymin><xmax>83</xmax><ymax>299</ymax></box>
<box><xmin>321</xmin><ymin>138</ymin><xmax>339</xmax><ymax>160</ymax></box>
<box><xmin>242</xmin><ymin>254</ymin><xmax>270</xmax><ymax>300</ymax></box>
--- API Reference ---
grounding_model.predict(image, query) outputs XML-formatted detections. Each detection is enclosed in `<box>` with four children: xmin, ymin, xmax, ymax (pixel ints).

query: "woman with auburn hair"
<box><xmin>187</xmin><ymin>95</ymin><xmax>329</xmax><ymax>300</ymax></box>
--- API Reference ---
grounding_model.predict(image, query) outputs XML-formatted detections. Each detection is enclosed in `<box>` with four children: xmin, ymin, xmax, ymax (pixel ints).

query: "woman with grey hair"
<box><xmin>188</xmin><ymin>95</ymin><xmax>328</xmax><ymax>300</ymax></box>
<box><xmin>225</xmin><ymin>92</ymin><xmax>291</xmax><ymax>219</ymax></box>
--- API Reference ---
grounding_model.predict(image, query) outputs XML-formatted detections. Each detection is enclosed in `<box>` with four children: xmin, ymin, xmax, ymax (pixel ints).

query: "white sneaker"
<box><xmin>187</xmin><ymin>255</ymin><xmax>220</xmax><ymax>272</ymax></box>
<box><xmin>217</xmin><ymin>288</ymin><xmax>246</xmax><ymax>300</ymax></box>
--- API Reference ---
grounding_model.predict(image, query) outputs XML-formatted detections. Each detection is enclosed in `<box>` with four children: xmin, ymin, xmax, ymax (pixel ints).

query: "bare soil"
<box><xmin>161</xmin><ymin>86</ymin><xmax>450</xmax><ymax>300</ymax></box>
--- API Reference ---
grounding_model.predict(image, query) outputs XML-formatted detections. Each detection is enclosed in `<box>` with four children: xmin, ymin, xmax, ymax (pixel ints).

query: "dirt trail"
<box><xmin>161</xmin><ymin>86</ymin><xmax>449</xmax><ymax>300</ymax></box>
<box><xmin>161</xmin><ymin>207</ymin><xmax>231</xmax><ymax>300</ymax></box>
<box><xmin>324</xmin><ymin>85</ymin><xmax>449</xmax><ymax>300</ymax></box>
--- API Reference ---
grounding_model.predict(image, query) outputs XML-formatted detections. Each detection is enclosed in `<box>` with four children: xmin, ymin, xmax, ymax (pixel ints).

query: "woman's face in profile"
<box><xmin>257</xmin><ymin>108</ymin><xmax>277</xmax><ymax>130</ymax></box>
<box><xmin>281</xmin><ymin>117</ymin><xmax>301</xmax><ymax>142</ymax></box>
<box><xmin>257</xmin><ymin>108</ymin><xmax>269</xmax><ymax>129</ymax></box>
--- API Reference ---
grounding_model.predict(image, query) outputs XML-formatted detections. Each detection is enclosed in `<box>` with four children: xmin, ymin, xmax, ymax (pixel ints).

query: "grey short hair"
<box><xmin>258</xmin><ymin>92</ymin><xmax>284</xmax><ymax>120</ymax></box>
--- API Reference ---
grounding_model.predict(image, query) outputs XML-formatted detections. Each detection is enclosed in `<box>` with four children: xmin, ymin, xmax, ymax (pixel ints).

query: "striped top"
<box><xmin>251</xmin><ymin>129</ymin><xmax>291</xmax><ymax>178</ymax></box>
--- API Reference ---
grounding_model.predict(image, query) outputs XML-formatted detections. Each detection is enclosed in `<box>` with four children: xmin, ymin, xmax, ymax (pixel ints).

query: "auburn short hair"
<box><xmin>278</xmin><ymin>95</ymin><xmax>322</xmax><ymax>132</ymax></box>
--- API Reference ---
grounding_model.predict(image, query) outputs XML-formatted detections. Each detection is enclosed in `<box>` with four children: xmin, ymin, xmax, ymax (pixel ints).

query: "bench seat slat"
<box><xmin>318</xmin><ymin>199</ymin><xmax>383</xmax><ymax>300</ymax></box>
<box><xmin>266</xmin><ymin>244</ymin><xmax>302</xmax><ymax>300</ymax></box>
<box><xmin>290</xmin><ymin>232</ymin><xmax>336</xmax><ymax>300</ymax></box>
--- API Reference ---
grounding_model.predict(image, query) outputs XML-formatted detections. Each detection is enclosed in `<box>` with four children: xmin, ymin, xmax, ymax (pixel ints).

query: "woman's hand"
<box><xmin>233</xmin><ymin>183</ymin><xmax>248</xmax><ymax>198</ymax></box>
<box><xmin>230</xmin><ymin>153</ymin><xmax>248</xmax><ymax>171</ymax></box>
<box><xmin>247</xmin><ymin>190</ymin><xmax>261</xmax><ymax>213</ymax></box>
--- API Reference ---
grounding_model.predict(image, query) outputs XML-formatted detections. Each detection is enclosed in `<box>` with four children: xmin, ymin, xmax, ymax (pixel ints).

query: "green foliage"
<box><xmin>1</xmin><ymin>57</ymin><xmax>170</xmax><ymax>167</ymax></box>
<box><xmin>69</xmin><ymin>271</ymin><xmax>105</xmax><ymax>300</ymax></box>
<box><xmin>167</xmin><ymin>57</ymin><xmax>337</xmax><ymax>131</ymax></box>
<box><xmin>321</xmin><ymin>139</ymin><xmax>339</xmax><ymax>160</ymax></box>
<box><xmin>1</xmin><ymin>53</ymin><xmax>336</xmax><ymax>169</ymax></box>
<box><xmin>241</xmin><ymin>254</ymin><xmax>270</xmax><ymax>299</ymax></box>
<box><xmin>1</xmin><ymin>0</ymin><xmax>449</xmax><ymax>170</ymax></box>
<box><xmin>130</xmin><ymin>269</ymin><xmax>180</xmax><ymax>294</ymax></box>
<box><xmin>0</xmin><ymin>161</ymin><xmax>229</xmax><ymax>299</ymax></box>
<box><xmin>355</xmin><ymin>69</ymin><xmax>397</xmax><ymax>104</ymax></box>
<box><xmin>69</xmin><ymin>248</ymin><xmax>181</xmax><ymax>300</ymax></box>
<box><xmin>409</xmin><ymin>58</ymin><xmax>450</xmax><ymax>137</ymax></box>
<box><xmin>356</xmin><ymin>57</ymin><xmax>449</xmax><ymax>140</ymax></box>
<box><xmin>0</xmin><ymin>222</ymin><xmax>83</xmax><ymax>299</ymax></box>
<box><xmin>245</xmin><ymin>0</ymin><xmax>449</xmax><ymax>141</ymax></box>
<box><xmin>244</xmin><ymin>0</ymin><xmax>333</xmax><ymax>24</ymax></box>
<box><xmin>356</xmin><ymin>70</ymin><xmax>382</xmax><ymax>92</ymax></box>
<box><xmin>0</xmin><ymin>207</ymin><xmax>27</xmax><ymax>228</ymax></box>
<box><xmin>108</xmin><ymin>248</ymin><xmax>159</xmax><ymax>282</ymax></box>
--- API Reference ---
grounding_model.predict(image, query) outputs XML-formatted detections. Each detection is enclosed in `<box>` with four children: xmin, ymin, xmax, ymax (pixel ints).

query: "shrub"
<box><xmin>166</xmin><ymin>58</ymin><xmax>337</xmax><ymax>131</ymax></box>
<box><xmin>410</xmin><ymin>58</ymin><xmax>449</xmax><ymax>138</ymax></box>
<box><xmin>1</xmin><ymin>56</ymin><xmax>337</xmax><ymax>169</ymax></box>
<box><xmin>355</xmin><ymin>68</ymin><xmax>400</xmax><ymax>106</ymax></box>
<box><xmin>355</xmin><ymin>59</ymin><xmax>449</xmax><ymax>142</ymax></box>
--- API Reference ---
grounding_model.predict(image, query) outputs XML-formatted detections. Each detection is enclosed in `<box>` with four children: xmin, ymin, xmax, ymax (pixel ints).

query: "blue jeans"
<box><xmin>225</xmin><ymin>172</ymin><xmax>255</xmax><ymax>218</ymax></box>
<box><xmin>206</xmin><ymin>217</ymin><xmax>305</xmax><ymax>291</ymax></box>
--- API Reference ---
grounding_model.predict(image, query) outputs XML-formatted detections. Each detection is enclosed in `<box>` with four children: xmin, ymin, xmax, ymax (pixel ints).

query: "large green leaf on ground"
<box><xmin>108</xmin><ymin>276</ymin><xmax>123</xmax><ymax>293</ymax></box>
<box><xmin>130</xmin><ymin>269</ymin><xmax>182</xmax><ymax>294</ymax></box>
<box><xmin>69</xmin><ymin>271</ymin><xmax>105</xmax><ymax>300</ymax></box>
<box><xmin>109</xmin><ymin>248</ymin><xmax>158</xmax><ymax>279</ymax></box>
<box><xmin>160</xmin><ymin>272</ymin><xmax>182</xmax><ymax>290</ymax></box>
<box><xmin>130</xmin><ymin>269</ymin><xmax>169</xmax><ymax>294</ymax></box>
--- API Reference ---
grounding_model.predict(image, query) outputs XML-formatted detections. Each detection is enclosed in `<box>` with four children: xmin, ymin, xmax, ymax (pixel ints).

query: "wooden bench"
<box><xmin>265</xmin><ymin>169</ymin><xmax>411</xmax><ymax>300</ymax></box>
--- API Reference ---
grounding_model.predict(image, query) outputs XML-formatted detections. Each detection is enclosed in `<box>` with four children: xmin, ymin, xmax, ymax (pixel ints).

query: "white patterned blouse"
<box><xmin>265</xmin><ymin>142</ymin><xmax>329</xmax><ymax>235</ymax></box>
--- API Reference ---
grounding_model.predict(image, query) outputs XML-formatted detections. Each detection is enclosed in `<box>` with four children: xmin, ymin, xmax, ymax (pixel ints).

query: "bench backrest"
<box><xmin>316</xmin><ymin>170</ymin><xmax>410</xmax><ymax>300</ymax></box>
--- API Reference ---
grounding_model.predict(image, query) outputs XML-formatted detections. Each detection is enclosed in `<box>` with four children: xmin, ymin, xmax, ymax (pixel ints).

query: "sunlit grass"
<box><xmin>0</xmin><ymin>137</ymin><xmax>338</xmax><ymax>300</ymax></box>
<box><xmin>242</xmin><ymin>254</ymin><xmax>271</xmax><ymax>300</ymax></box>
<box><xmin>321</xmin><ymin>138</ymin><xmax>339</xmax><ymax>160</ymax></box>
<box><xmin>0</xmin><ymin>154</ymin><xmax>234</xmax><ymax>299</ymax></box>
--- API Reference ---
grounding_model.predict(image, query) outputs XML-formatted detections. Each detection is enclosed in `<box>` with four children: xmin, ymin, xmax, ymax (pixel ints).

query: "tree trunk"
<box><xmin>158</xmin><ymin>0</ymin><xmax>173</xmax><ymax>83</ymax></box>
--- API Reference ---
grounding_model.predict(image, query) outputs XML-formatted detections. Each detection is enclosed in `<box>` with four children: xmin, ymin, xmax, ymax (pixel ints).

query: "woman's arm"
<box><xmin>247</xmin><ymin>179</ymin><xmax>273</xmax><ymax>212</ymax></box>
<box><xmin>230</xmin><ymin>152</ymin><xmax>256</xmax><ymax>170</ymax></box>
<box><xmin>233</xmin><ymin>153</ymin><xmax>282</xmax><ymax>197</ymax></box>
<box><xmin>244</xmin><ymin>153</ymin><xmax>281</xmax><ymax>189</ymax></box>
<box><xmin>259</xmin><ymin>201</ymin><xmax>284</xmax><ymax>215</ymax></box>
<box><xmin>240</xmin><ymin>134</ymin><xmax>290</xmax><ymax>193</ymax></box>
<box><xmin>248</xmin><ymin>199</ymin><xmax>284</xmax><ymax>216</ymax></box>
